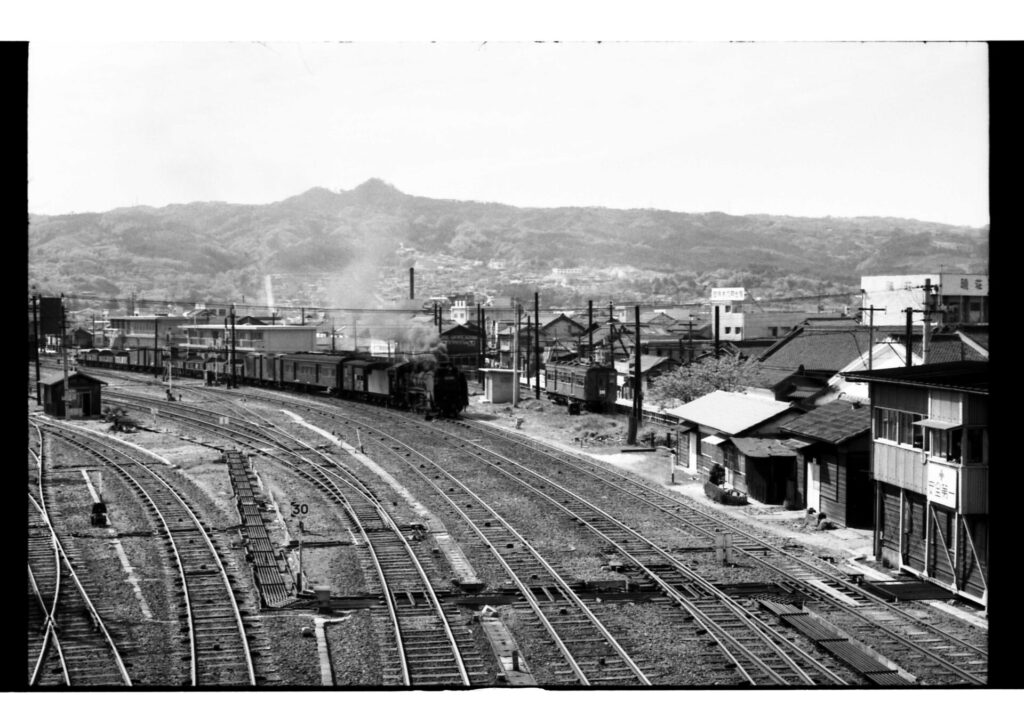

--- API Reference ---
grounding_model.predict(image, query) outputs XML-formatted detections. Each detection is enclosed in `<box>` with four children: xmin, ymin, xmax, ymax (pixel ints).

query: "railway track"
<box><xmin>27</xmin><ymin>424</ymin><xmax>133</xmax><ymax>687</ymax></box>
<box><xmin>101</xmin><ymin>389</ymin><xmax>482</xmax><ymax>687</ymax></box>
<box><xmin>78</xmin><ymin>378</ymin><xmax>987</xmax><ymax>685</ymax></box>
<box><xmin>34</xmin><ymin>418</ymin><xmax>259</xmax><ymax>686</ymax></box>
<box><xmin>445</xmin><ymin>419</ymin><xmax>990</xmax><ymax>685</ymax></box>
<box><xmin>205</xmin><ymin>388</ymin><xmax>847</xmax><ymax>685</ymax></box>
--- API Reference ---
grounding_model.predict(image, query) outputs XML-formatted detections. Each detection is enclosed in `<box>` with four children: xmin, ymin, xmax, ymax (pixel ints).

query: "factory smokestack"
<box><xmin>409</xmin><ymin>267</ymin><xmax>415</xmax><ymax>300</ymax></box>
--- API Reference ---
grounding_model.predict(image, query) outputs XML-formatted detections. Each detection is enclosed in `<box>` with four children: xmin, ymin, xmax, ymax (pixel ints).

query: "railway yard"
<box><xmin>26</xmin><ymin>363</ymin><xmax>990</xmax><ymax>689</ymax></box>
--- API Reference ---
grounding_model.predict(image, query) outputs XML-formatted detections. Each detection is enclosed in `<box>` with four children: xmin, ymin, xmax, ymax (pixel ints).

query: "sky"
<box><xmin>25</xmin><ymin>8</ymin><xmax>994</xmax><ymax>227</ymax></box>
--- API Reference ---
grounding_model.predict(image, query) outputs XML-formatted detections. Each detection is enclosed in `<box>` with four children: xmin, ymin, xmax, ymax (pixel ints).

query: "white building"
<box><xmin>860</xmin><ymin>273</ymin><xmax>989</xmax><ymax>327</ymax></box>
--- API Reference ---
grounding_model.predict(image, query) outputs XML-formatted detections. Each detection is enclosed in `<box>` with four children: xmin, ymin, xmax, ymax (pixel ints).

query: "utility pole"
<box><xmin>714</xmin><ymin>305</ymin><xmax>720</xmax><ymax>357</ymax></box>
<box><xmin>534</xmin><ymin>292</ymin><xmax>541</xmax><ymax>400</ymax></box>
<box><xmin>687</xmin><ymin>319</ymin><xmax>694</xmax><ymax>365</ymax></box>
<box><xmin>300</xmin><ymin>307</ymin><xmax>305</xmax><ymax>326</ymax></box>
<box><xmin>154</xmin><ymin>317</ymin><xmax>161</xmax><ymax>378</ymax></box>
<box><xmin>512</xmin><ymin>302</ymin><xmax>521</xmax><ymax>407</ymax></box>
<box><xmin>627</xmin><ymin>305</ymin><xmax>641</xmax><ymax>445</ymax></box>
<box><xmin>230</xmin><ymin>303</ymin><xmax>237</xmax><ymax>388</ymax></box>
<box><xmin>61</xmin><ymin>295</ymin><xmax>69</xmax><ymax>417</ymax></box>
<box><xmin>860</xmin><ymin>304</ymin><xmax>885</xmax><ymax>371</ymax></box>
<box><xmin>588</xmin><ymin>300</ymin><xmax>593</xmax><ymax>362</ymax></box>
<box><xmin>331</xmin><ymin>317</ymin><xmax>336</xmax><ymax>352</ymax></box>
<box><xmin>477</xmin><ymin>303</ymin><xmax>483</xmax><ymax>372</ymax></box>
<box><xmin>904</xmin><ymin>307</ymin><xmax>932</xmax><ymax>368</ymax></box>
<box><xmin>32</xmin><ymin>293</ymin><xmax>41</xmax><ymax>404</ymax></box>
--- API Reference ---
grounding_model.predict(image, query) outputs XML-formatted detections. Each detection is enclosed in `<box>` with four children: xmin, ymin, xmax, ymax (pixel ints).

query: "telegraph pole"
<box><xmin>714</xmin><ymin>305</ymin><xmax>721</xmax><ymax>357</ymax></box>
<box><xmin>230</xmin><ymin>303</ymin><xmax>237</xmax><ymax>388</ymax></box>
<box><xmin>627</xmin><ymin>305</ymin><xmax>641</xmax><ymax>445</ymax></box>
<box><xmin>687</xmin><ymin>319</ymin><xmax>694</xmax><ymax>365</ymax></box>
<box><xmin>61</xmin><ymin>295</ymin><xmax>69</xmax><ymax>416</ymax></box>
<box><xmin>477</xmin><ymin>303</ymin><xmax>483</xmax><ymax>372</ymax></box>
<box><xmin>154</xmin><ymin>317</ymin><xmax>161</xmax><ymax>378</ymax></box>
<box><xmin>588</xmin><ymin>300</ymin><xmax>593</xmax><ymax>361</ymax></box>
<box><xmin>512</xmin><ymin>302</ymin><xmax>521</xmax><ymax>407</ymax></box>
<box><xmin>32</xmin><ymin>293</ymin><xmax>41</xmax><ymax>404</ymax></box>
<box><xmin>860</xmin><ymin>304</ymin><xmax>885</xmax><ymax>370</ymax></box>
<box><xmin>534</xmin><ymin>292</ymin><xmax>541</xmax><ymax>400</ymax></box>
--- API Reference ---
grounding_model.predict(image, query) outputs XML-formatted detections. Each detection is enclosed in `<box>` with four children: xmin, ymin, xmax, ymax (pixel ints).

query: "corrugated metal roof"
<box><xmin>665</xmin><ymin>390</ymin><xmax>794</xmax><ymax>435</ymax></box>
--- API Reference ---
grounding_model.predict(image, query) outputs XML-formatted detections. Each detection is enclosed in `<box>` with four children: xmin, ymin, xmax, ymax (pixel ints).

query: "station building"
<box><xmin>842</xmin><ymin>362</ymin><xmax>988</xmax><ymax>607</ymax></box>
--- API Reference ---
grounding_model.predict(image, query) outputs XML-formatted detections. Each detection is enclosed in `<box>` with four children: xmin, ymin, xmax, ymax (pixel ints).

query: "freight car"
<box><xmin>544</xmin><ymin>361</ymin><xmax>618</xmax><ymax>412</ymax></box>
<box><xmin>77</xmin><ymin>346</ymin><xmax>470</xmax><ymax>418</ymax></box>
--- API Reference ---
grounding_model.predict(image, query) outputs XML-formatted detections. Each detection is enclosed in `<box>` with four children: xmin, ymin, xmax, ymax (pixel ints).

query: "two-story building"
<box><xmin>860</xmin><ymin>273</ymin><xmax>989</xmax><ymax>327</ymax></box>
<box><xmin>181</xmin><ymin>324</ymin><xmax>318</xmax><ymax>356</ymax></box>
<box><xmin>842</xmin><ymin>362</ymin><xmax>988</xmax><ymax>607</ymax></box>
<box><xmin>107</xmin><ymin>315</ymin><xmax>192</xmax><ymax>349</ymax></box>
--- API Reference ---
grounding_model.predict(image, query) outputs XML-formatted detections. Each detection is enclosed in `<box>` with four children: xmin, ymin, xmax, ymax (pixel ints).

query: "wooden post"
<box><xmin>32</xmin><ymin>293</ymin><xmax>41</xmax><ymax>404</ymax></box>
<box><xmin>588</xmin><ymin>300</ymin><xmax>593</xmax><ymax>362</ymax></box>
<box><xmin>534</xmin><ymin>292</ymin><xmax>541</xmax><ymax>400</ymax></box>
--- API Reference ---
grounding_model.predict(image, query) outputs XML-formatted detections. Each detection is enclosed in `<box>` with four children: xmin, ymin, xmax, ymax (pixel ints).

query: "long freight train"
<box><xmin>77</xmin><ymin>348</ymin><xmax>470</xmax><ymax>418</ymax></box>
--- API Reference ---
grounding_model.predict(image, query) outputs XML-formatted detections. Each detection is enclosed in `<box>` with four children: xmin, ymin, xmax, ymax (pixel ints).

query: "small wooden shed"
<box><xmin>481</xmin><ymin>368</ymin><xmax>515</xmax><ymax>404</ymax></box>
<box><xmin>39</xmin><ymin>371</ymin><xmax>107</xmax><ymax>418</ymax></box>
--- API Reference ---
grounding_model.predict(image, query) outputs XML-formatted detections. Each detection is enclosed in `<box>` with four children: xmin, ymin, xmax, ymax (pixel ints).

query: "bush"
<box><xmin>708</xmin><ymin>463</ymin><xmax>725</xmax><ymax>485</ymax></box>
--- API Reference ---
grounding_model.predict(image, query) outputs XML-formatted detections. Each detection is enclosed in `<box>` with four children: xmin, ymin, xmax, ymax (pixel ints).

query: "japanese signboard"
<box><xmin>926</xmin><ymin>462</ymin><xmax>958</xmax><ymax>509</ymax></box>
<box><xmin>940</xmin><ymin>274</ymin><xmax>988</xmax><ymax>297</ymax></box>
<box><xmin>710</xmin><ymin>287</ymin><xmax>746</xmax><ymax>302</ymax></box>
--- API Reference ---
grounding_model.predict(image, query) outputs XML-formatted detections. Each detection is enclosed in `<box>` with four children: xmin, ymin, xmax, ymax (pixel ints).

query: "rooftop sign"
<box><xmin>710</xmin><ymin>287</ymin><xmax>746</xmax><ymax>302</ymax></box>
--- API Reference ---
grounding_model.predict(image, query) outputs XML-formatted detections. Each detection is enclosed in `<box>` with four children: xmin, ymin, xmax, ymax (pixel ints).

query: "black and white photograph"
<box><xmin>16</xmin><ymin>1</ymin><xmax>1010</xmax><ymax>704</ymax></box>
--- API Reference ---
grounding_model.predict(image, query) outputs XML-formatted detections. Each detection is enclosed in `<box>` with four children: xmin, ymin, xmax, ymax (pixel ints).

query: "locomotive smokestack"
<box><xmin>410</xmin><ymin>267</ymin><xmax>415</xmax><ymax>300</ymax></box>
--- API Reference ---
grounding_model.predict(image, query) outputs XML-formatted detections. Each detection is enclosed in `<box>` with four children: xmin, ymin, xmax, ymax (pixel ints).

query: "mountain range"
<box><xmin>28</xmin><ymin>178</ymin><xmax>989</xmax><ymax>308</ymax></box>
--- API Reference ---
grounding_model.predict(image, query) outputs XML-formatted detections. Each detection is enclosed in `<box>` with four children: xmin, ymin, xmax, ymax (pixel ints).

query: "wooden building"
<box><xmin>842</xmin><ymin>362</ymin><xmax>988</xmax><ymax>607</ymax></box>
<box><xmin>39</xmin><ymin>371</ymin><xmax>107</xmax><ymax>418</ymax></box>
<box><xmin>666</xmin><ymin>390</ymin><xmax>801</xmax><ymax>503</ymax></box>
<box><xmin>781</xmin><ymin>399</ymin><xmax>873</xmax><ymax>526</ymax></box>
<box><xmin>440</xmin><ymin>322</ymin><xmax>483</xmax><ymax>372</ymax></box>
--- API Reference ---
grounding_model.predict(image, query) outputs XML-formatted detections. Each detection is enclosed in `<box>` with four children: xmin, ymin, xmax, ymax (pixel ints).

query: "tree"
<box><xmin>646</xmin><ymin>353</ymin><xmax>770</xmax><ymax>408</ymax></box>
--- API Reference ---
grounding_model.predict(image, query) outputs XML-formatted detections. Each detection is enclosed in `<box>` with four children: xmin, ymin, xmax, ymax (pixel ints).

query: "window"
<box><xmin>965</xmin><ymin>427</ymin><xmax>985</xmax><ymax>464</ymax></box>
<box><xmin>724</xmin><ymin>305</ymin><xmax>732</xmax><ymax>313</ymax></box>
<box><xmin>724</xmin><ymin>326</ymin><xmax>732</xmax><ymax>334</ymax></box>
<box><xmin>874</xmin><ymin>408</ymin><xmax>924</xmax><ymax>448</ymax></box>
<box><xmin>929</xmin><ymin>428</ymin><xmax>962</xmax><ymax>463</ymax></box>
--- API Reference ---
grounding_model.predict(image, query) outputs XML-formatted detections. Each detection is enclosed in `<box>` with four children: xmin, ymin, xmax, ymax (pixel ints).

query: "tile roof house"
<box><xmin>757</xmin><ymin>326</ymin><xmax>885</xmax><ymax>404</ymax></box>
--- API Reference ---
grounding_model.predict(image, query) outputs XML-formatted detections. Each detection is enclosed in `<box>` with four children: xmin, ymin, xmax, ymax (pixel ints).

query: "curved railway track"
<box><xmin>226</xmin><ymin>388</ymin><xmax>985</xmax><ymax>686</ymax></box>
<box><xmin>27</xmin><ymin>425</ymin><xmax>133</xmax><ymax>687</ymax></box>
<box><xmin>101</xmin><ymin>389</ymin><xmax>480</xmax><ymax>687</ymax></box>
<box><xmin>61</xmin><ymin>373</ymin><xmax>988</xmax><ymax>686</ymax></box>
<box><xmin>194</xmin><ymin>388</ymin><xmax>849</xmax><ymax>685</ymax></box>
<box><xmin>33</xmin><ymin>418</ymin><xmax>258</xmax><ymax>686</ymax></box>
